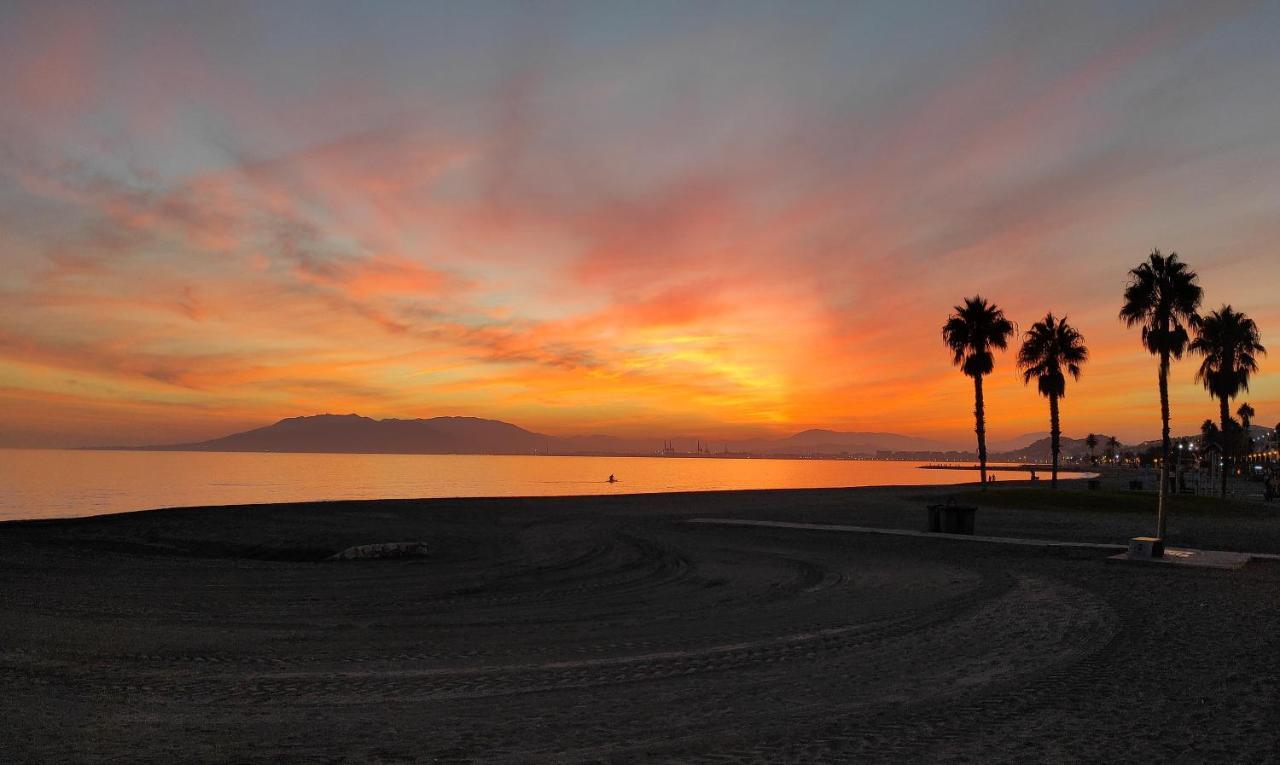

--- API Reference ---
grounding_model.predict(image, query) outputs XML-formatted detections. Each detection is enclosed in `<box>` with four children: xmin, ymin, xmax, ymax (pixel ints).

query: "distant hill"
<box><xmin>727</xmin><ymin>429</ymin><xmax>947</xmax><ymax>456</ymax></box>
<box><xmin>988</xmin><ymin>432</ymin><xmax>1050</xmax><ymax>453</ymax></box>
<box><xmin>132</xmin><ymin>414</ymin><xmax>952</xmax><ymax>457</ymax></box>
<box><xmin>994</xmin><ymin>434</ymin><xmax>1120</xmax><ymax>461</ymax></box>
<box><xmin>150</xmin><ymin>414</ymin><xmax>550</xmax><ymax>455</ymax></box>
<box><xmin>1128</xmin><ymin>425</ymin><xmax>1279</xmax><ymax>455</ymax></box>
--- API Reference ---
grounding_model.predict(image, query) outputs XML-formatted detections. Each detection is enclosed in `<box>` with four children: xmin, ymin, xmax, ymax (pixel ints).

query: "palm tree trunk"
<box><xmin>1049</xmin><ymin>392</ymin><xmax>1060</xmax><ymax>489</ymax></box>
<box><xmin>1157</xmin><ymin>351</ymin><xmax>1171</xmax><ymax>539</ymax></box>
<box><xmin>973</xmin><ymin>374</ymin><xmax>988</xmax><ymax>490</ymax></box>
<box><xmin>1219</xmin><ymin>395</ymin><xmax>1230</xmax><ymax>498</ymax></box>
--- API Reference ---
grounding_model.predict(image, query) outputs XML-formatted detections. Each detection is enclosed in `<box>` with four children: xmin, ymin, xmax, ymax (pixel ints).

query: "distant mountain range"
<box><xmin>151</xmin><ymin>414</ymin><xmax>549</xmax><ymax>455</ymax></box>
<box><xmin>987</xmin><ymin>432</ymin><xmax>1050</xmax><ymax>453</ymax></box>
<box><xmin>129</xmin><ymin>413</ymin><xmax>1255</xmax><ymax>460</ymax></box>
<box><xmin>998</xmin><ymin>425</ymin><xmax>1279</xmax><ymax>461</ymax></box>
<box><xmin>725</xmin><ymin>429</ymin><xmax>946</xmax><ymax>456</ymax></box>
<box><xmin>130</xmin><ymin>414</ymin><xmax>952</xmax><ymax>457</ymax></box>
<box><xmin>1128</xmin><ymin>425</ymin><xmax>1278</xmax><ymax>454</ymax></box>
<box><xmin>994</xmin><ymin>434</ymin><xmax>1118</xmax><ymax>461</ymax></box>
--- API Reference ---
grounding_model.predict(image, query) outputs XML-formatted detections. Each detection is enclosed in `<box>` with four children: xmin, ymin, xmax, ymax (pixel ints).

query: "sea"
<box><xmin>0</xmin><ymin>449</ymin><xmax>1030</xmax><ymax>521</ymax></box>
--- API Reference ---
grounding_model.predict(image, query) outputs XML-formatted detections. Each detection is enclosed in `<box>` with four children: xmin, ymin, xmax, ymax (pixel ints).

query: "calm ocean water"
<box><xmin>0</xmin><ymin>449</ymin><xmax>1026</xmax><ymax>521</ymax></box>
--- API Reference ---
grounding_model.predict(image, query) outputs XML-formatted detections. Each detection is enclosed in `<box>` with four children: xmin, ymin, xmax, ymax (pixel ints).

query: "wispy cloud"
<box><xmin>1</xmin><ymin>0</ymin><xmax>1277</xmax><ymax>446</ymax></box>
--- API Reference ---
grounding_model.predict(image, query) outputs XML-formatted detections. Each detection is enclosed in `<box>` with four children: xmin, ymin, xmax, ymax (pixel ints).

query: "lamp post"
<box><xmin>1177</xmin><ymin>442</ymin><xmax>1185</xmax><ymax>494</ymax></box>
<box><xmin>1190</xmin><ymin>443</ymin><xmax>1197</xmax><ymax>493</ymax></box>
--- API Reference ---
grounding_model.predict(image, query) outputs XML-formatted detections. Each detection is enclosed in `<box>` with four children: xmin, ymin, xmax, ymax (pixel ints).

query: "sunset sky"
<box><xmin>2</xmin><ymin>0</ymin><xmax>1279</xmax><ymax>448</ymax></box>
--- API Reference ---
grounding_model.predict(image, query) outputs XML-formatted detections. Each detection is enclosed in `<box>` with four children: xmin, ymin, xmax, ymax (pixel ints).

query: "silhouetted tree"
<box><xmin>1200</xmin><ymin>419</ymin><xmax>1222</xmax><ymax>480</ymax></box>
<box><xmin>1017</xmin><ymin>314</ymin><xmax>1088</xmax><ymax>488</ymax></box>
<box><xmin>1119</xmin><ymin>250</ymin><xmax>1202</xmax><ymax>539</ymax></box>
<box><xmin>943</xmin><ymin>296</ymin><xmax>1015</xmax><ymax>489</ymax></box>
<box><xmin>1224</xmin><ymin>417</ymin><xmax>1244</xmax><ymax>470</ymax></box>
<box><xmin>1138</xmin><ymin>445</ymin><xmax>1162</xmax><ymax>467</ymax></box>
<box><xmin>1238</xmin><ymin>402</ymin><xmax>1256</xmax><ymax>456</ymax></box>
<box><xmin>1085</xmin><ymin>433</ymin><xmax>1099</xmax><ymax>465</ymax></box>
<box><xmin>1191</xmin><ymin>305</ymin><xmax>1265</xmax><ymax>497</ymax></box>
<box><xmin>1106</xmin><ymin>435</ymin><xmax>1120</xmax><ymax>463</ymax></box>
<box><xmin>1238</xmin><ymin>402</ymin><xmax>1255</xmax><ymax>432</ymax></box>
<box><xmin>1200</xmin><ymin>418</ymin><xmax>1219</xmax><ymax>450</ymax></box>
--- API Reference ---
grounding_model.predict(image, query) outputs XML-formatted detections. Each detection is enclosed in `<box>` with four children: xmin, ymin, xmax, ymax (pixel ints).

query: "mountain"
<box><xmin>136</xmin><ymin>414</ymin><xmax>950</xmax><ymax>457</ymax></box>
<box><xmin>994</xmin><ymin>434</ymin><xmax>1119</xmax><ymax>461</ymax></box>
<box><xmin>1129</xmin><ymin>425</ymin><xmax>1278</xmax><ymax>454</ymax></box>
<box><xmin>988</xmin><ymin>432</ymin><xmax>1050</xmax><ymax>453</ymax></box>
<box><xmin>152</xmin><ymin>414</ymin><xmax>550</xmax><ymax>455</ymax></box>
<box><xmin>727</xmin><ymin>429</ymin><xmax>948</xmax><ymax>456</ymax></box>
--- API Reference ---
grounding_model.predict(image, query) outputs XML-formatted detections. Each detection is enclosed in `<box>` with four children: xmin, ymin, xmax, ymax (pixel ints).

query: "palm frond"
<box><xmin>1119</xmin><ymin>250</ymin><xmax>1203</xmax><ymax>357</ymax></box>
<box><xmin>1017</xmin><ymin>313</ymin><xmax>1088</xmax><ymax>399</ymax></box>
<box><xmin>1191</xmin><ymin>305</ymin><xmax>1266</xmax><ymax>401</ymax></box>
<box><xmin>942</xmin><ymin>296</ymin><xmax>1015</xmax><ymax>379</ymax></box>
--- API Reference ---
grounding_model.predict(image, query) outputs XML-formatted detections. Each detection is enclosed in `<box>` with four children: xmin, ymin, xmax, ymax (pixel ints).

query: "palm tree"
<box><xmin>1106</xmin><ymin>435</ymin><xmax>1120</xmax><ymax>463</ymax></box>
<box><xmin>1238</xmin><ymin>402</ymin><xmax>1255</xmax><ymax>456</ymax></box>
<box><xmin>1200</xmin><ymin>418</ymin><xmax>1219</xmax><ymax>448</ymax></box>
<box><xmin>1085</xmin><ymin>433</ymin><xmax>1099</xmax><ymax>465</ymax></box>
<box><xmin>1016</xmin><ymin>314</ymin><xmax>1088</xmax><ymax>488</ymax></box>
<box><xmin>1200</xmin><ymin>419</ymin><xmax>1221</xmax><ymax>482</ymax></box>
<box><xmin>943</xmin><ymin>296</ymin><xmax>1015</xmax><ymax>489</ymax></box>
<box><xmin>1190</xmin><ymin>305</ymin><xmax>1265</xmax><ymax>497</ymax></box>
<box><xmin>1238</xmin><ymin>402</ymin><xmax>1255</xmax><ymax>431</ymax></box>
<box><xmin>1119</xmin><ymin>250</ymin><xmax>1202</xmax><ymax>540</ymax></box>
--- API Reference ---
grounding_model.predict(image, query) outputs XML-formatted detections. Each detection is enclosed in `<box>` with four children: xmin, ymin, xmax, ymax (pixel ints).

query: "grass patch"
<box><xmin>942</xmin><ymin>487</ymin><xmax>1267</xmax><ymax>517</ymax></box>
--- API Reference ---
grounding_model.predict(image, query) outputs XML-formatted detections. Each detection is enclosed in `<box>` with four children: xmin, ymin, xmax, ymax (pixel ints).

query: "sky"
<box><xmin>2</xmin><ymin>0</ymin><xmax>1279</xmax><ymax>449</ymax></box>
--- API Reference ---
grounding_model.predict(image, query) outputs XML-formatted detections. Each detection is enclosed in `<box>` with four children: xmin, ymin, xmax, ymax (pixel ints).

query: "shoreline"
<box><xmin>2</xmin><ymin>449</ymin><xmax>1070</xmax><ymax>522</ymax></box>
<box><xmin>4</xmin><ymin>473</ymin><xmax>1269</xmax><ymax>554</ymax></box>
<box><xmin>0</xmin><ymin>477</ymin><xmax>1051</xmax><ymax>528</ymax></box>
<box><xmin>919</xmin><ymin>463</ymin><xmax>1096</xmax><ymax>472</ymax></box>
<box><xmin>0</xmin><ymin>481</ymin><xmax>971</xmax><ymax>525</ymax></box>
<box><xmin>47</xmin><ymin>444</ymin><xmax>1002</xmax><ymax>462</ymax></box>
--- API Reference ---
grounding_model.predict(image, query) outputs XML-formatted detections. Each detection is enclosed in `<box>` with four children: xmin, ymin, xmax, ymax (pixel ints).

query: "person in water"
<box><xmin>608</xmin><ymin>474</ymin><xmax>616</xmax><ymax>483</ymax></box>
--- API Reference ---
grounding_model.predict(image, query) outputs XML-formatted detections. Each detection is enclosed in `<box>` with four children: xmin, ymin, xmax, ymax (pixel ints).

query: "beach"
<box><xmin>3</xmin><ymin>481</ymin><xmax>1279</xmax><ymax>762</ymax></box>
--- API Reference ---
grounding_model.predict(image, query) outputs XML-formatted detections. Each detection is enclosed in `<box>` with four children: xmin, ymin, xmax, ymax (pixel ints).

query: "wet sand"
<box><xmin>3</xmin><ymin>483</ymin><xmax>1279</xmax><ymax>762</ymax></box>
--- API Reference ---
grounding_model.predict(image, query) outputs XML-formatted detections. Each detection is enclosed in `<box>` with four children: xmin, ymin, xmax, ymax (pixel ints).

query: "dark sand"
<box><xmin>3</xmin><ymin>481</ymin><xmax>1280</xmax><ymax>762</ymax></box>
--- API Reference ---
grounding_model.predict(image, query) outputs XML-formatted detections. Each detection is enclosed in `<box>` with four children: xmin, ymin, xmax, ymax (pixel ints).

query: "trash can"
<box><xmin>927</xmin><ymin>504</ymin><xmax>976</xmax><ymax>535</ymax></box>
<box><xmin>927</xmin><ymin>504</ymin><xmax>942</xmax><ymax>532</ymax></box>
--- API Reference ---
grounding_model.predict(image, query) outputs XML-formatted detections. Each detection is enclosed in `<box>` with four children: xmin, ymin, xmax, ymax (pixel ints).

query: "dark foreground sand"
<box><xmin>3</xmin><ymin>483</ymin><xmax>1280</xmax><ymax>762</ymax></box>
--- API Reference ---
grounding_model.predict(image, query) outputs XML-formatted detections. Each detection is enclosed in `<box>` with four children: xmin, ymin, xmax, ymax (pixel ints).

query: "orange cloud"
<box><xmin>1</xmin><ymin>2</ymin><xmax>1277</xmax><ymax>447</ymax></box>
